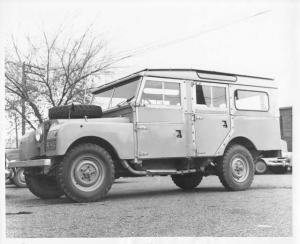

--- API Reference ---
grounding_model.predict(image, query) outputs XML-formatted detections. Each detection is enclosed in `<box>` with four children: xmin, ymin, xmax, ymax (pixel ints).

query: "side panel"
<box><xmin>48</xmin><ymin>122</ymin><xmax>135</xmax><ymax>159</ymax></box>
<box><xmin>217</xmin><ymin>85</ymin><xmax>281</xmax><ymax>154</ymax></box>
<box><xmin>136</xmin><ymin>121</ymin><xmax>186</xmax><ymax>158</ymax></box>
<box><xmin>230</xmin><ymin>116</ymin><xmax>281</xmax><ymax>150</ymax></box>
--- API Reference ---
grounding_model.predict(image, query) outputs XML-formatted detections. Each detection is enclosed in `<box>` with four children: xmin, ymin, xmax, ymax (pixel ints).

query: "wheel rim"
<box><xmin>230</xmin><ymin>155</ymin><xmax>250</xmax><ymax>182</ymax></box>
<box><xmin>255</xmin><ymin>160</ymin><xmax>267</xmax><ymax>173</ymax></box>
<box><xmin>70</xmin><ymin>155</ymin><xmax>105</xmax><ymax>192</ymax></box>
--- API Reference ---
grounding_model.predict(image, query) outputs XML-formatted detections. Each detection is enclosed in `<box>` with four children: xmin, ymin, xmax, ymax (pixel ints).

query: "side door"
<box><xmin>135</xmin><ymin>77</ymin><xmax>186</xmax><ymax>159</ymax></box>
<box><xmin>192</xmin><ymin>82</ymin><xmax>230</xmax><ymax>156</ymax></box>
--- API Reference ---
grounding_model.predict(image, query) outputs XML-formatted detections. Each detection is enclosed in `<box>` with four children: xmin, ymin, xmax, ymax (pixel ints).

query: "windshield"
<box><xmin>92</xmin><ymin>79</ymin><xmax>140</xmax><ymax>110</ymax></box>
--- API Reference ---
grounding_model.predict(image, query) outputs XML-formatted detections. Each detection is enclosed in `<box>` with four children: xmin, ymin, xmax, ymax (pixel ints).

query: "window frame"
<box><xmin>193</xmin><ymin>82</ymin><xmax>228</xmax><ymax>111</ymax></box>
<box><xmin>234</xmin><ymin>89</ymin><xmax>270</xmax><ymax>112</ymax></box>
<box><xmin>138</xmin><ymin>77</ymin><xmax>183</xmax><ymax>109</ymax></box>
<box><xmin>92</xmin><ymin>77</ymin><xmax>141</xmax><ymax>111</ymax></box>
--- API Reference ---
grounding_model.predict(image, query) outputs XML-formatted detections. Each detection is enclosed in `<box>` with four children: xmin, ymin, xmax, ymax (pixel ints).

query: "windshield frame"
<box><xmin>92</xmin><ymin>77</ymin><xmax>142</xmax><ymax>111</ymax></box>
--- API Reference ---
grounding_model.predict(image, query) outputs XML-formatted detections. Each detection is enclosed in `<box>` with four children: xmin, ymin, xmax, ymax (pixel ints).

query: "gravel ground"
<box><xmin>6</xmin><ymin>174</ymin><xmax>292</xmax><ymax>237</ymax></box>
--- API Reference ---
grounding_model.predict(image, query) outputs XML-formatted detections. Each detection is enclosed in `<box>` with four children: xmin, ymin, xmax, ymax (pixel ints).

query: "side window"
<box><xmin>142</xmin><ymin>80</ymin><xmax>163</xmax><ymax>105</ymax></box>
<box><xmin>164</xmin><ymin>82</ymin><xmax>181</xmax><ymax>105</ymax></box>
<box><xmin>196</xmin><ymin>84</ymin><xmax>226</xmax><ymax>109</ymax></box>
<box><xmin>234</xmin><ymin>90</ymin><xmax>269</xmax><ymax>111</ymax></box>
<box><xmin>141</xmin><ymin>80</ymin><xmax>181</xmax><ymax>106</ymax></box>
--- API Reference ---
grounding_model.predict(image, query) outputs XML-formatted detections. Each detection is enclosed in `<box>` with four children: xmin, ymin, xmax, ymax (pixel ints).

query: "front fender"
<box><xmin>47</xmin><ymin>120</ymin><xmax>134</xmax><ymax>159</ymax></box>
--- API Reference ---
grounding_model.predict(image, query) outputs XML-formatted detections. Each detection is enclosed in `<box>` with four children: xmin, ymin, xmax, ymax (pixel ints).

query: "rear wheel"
<box><xmin>217</xmin><ymin>144</ymin><xmax>254</xmax><ymax>191</ymax></box>
<box><xmin>255</xmin><ymin>160</ymin><xmax>268</xmax><ymax>174</ymax></box>
<box><xmin>171</xmin><ymin>173</ymin><xmax>203</xmax><ymax>190</ymax></box>
<box><xmin>25</xmin><ymin>173</ymin><xmax>64</xmax><ymax>199</ymax></box>
<box><xmin>57</xmin><ymin>143</ymin><xmax>115</xmax><ymax>202</ymax></box>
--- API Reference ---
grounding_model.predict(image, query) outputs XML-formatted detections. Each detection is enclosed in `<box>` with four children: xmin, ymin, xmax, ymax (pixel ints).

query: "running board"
<box><xmin>120</xmin><ymin>160</ymin><xmax>198</xmax><ymax>176</ymax></box>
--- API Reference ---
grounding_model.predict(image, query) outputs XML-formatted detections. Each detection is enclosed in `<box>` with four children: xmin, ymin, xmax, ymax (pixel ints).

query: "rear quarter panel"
<box><xmin>226</xmin><ymin>85</ymin><xmax>281</xmax><ymax>152</ymax></box>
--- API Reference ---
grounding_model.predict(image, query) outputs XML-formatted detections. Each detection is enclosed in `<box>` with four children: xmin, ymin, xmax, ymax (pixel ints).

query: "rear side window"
<box><xmin>234</xmin><ymin>90</ymin><xmax>269</xmax><ymax>111</ymax></box>
<box><xmin>141</xmin><ymin>80</ymin><xmax>181</xmax><ymax>106</ymax></box>
<box><xmin>196</xmin><ymin>85</ymin><xmax>227</xmax><ymax>109</ymax></box>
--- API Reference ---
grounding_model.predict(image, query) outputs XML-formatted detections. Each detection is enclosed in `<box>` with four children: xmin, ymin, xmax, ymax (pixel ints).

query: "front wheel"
<box><xmin>217</xmin><ymin>144</ymin><xmax>254</xmax><ymax>191</ymax></box>
<box><xmin>56</xmin><ymin>143</ymin><xmax>115</xmax><ymax>202</ymax></box>
<box><xmin>25</xmin><ymin>173</ymin><xmax>64</xmax><ymax>199</ymax></box>
<box><xmin>171</xmin><ymin>173</ymin><xmax>203</xmax><ymax>190</ymax></box>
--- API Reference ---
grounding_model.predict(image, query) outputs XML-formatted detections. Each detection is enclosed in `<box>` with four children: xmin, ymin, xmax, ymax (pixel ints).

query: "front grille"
<box><xmin>40</xmin><ymin>120</ymin><xmax>51</xmax><ymax>155</ymax></box>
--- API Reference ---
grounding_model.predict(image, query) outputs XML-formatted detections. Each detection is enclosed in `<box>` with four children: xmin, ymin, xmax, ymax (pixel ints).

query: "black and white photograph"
<box><xmin>0</xmin><ymin>0</ymin><xmax>298</xmax><ymax>243</ymax></box>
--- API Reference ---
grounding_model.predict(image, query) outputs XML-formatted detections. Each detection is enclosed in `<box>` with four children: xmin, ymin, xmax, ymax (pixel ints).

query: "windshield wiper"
<box><xmin>116</xmin><ymin>96</ymin><xmax>135</xmax><ymax>107</ymax></box>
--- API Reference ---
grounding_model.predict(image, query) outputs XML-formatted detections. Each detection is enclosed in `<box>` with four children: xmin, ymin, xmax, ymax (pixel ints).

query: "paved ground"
<box><xmin>6</xmin><ymin>174</ymin><xmax>292</xmax><ymax>237</ymax></box>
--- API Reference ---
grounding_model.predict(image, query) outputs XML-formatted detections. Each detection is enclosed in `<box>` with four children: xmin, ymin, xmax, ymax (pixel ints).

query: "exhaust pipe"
<box><xmin>120</xmin><ymin>160</ymin><xmax>147</xmax><ymax>176</ymax></box>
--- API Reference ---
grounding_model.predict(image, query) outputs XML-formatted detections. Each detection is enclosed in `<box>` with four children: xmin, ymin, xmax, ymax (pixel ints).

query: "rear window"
<box><xmin>234</xmin><ymin>90</ymin><xmax>269</xmax><ymax>111</ymax></box>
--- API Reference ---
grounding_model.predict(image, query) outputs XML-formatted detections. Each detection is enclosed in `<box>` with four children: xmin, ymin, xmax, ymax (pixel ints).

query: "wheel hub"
<box><xmin>231</xmin><ymin>157</ymin><xmax>249</xmax><ymax>182</ymax></box>
<box><xmin>73</xmin><ymin>158</ymin><xmax>103</xmax><ymax>189</ymax></box>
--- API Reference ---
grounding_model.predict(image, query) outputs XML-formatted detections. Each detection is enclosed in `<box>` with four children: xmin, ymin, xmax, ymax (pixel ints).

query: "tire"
<box><xmin>57</xmin><ymin>143</ymin><xmax>115</xmax><ymax>202</ymax></box>
<box><xmin>171</xmin><ymin>173</ymin><xmax>203</xmax><ymax>190</ymax></box>
<box><xmin>48</xmin><ymin>104</ymin><xmax>102</xmax><ymax>120</ymax></box>
<box><xmin>217</xmin><ymin>144</ymin><xmax>254</xmax><ymax>191</ymax></box>
<box><xmin>25</xmin><ymin>174</ymin><xmax>64</xmax><ymax>199</ymax></box>
<box><xmin>270</xmin><ymin>166</ymin><xmax>287</xmax><ymax>174</ymax></box>
<box><xmin>12</xmin><ymin>168</ymin><xmax>27</xmax><ymax>188</ymax></box>
<box><xmin>255</xmin><ymin>160</ymin><xmax>268</xmax><ymax>175</ymax></box>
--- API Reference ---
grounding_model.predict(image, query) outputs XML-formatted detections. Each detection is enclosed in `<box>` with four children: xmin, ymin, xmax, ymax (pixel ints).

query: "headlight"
<box><xmin>35</xmin><ymin>125</ymin><xmax>43</xmax><ymax>142</ymax></box>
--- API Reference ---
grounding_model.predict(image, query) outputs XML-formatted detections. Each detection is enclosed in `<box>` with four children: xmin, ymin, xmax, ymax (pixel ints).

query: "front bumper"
<box><xmin>7</xmin><ymin>159</ymin><xmax>51</xmax><ymax>168</ymax></box>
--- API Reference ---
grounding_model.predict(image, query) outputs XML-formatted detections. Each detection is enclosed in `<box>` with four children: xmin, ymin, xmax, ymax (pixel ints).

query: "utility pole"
<box><xmin>21</xmin><ymin>62</ymin><xmax>26</xmax><ymax>135</ymax></box>
<box><xmin>17</xmin><ymin>62</ymin><xmax>45</xmax><ymax>136</ymax></box>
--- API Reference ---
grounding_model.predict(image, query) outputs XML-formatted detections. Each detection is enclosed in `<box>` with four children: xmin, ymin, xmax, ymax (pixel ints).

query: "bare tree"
<box><xmin>5</xmin><ymin>26</ymin><xmax>130</xmax><ymax>129</ymax></box>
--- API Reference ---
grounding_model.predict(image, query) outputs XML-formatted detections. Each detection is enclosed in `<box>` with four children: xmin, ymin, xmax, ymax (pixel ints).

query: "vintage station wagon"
<box><xmin>9</xmin><ymin>69</ymin><xmax>287</xmax><ymax>202</ymax></box>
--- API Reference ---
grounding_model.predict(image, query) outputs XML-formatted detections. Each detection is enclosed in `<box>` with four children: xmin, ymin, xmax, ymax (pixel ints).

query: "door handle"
<box><xmin>222</xmin><ymin>120</ymin><xmax>228</xmax><ymax>128</ymax></box>
<box><xmin>175</xmin><ymin>130</ymin><xmax>182</xmax><ymax>138</ymax></box>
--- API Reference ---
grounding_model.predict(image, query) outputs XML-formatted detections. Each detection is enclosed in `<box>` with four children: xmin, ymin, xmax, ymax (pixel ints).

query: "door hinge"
<box><xmin>192</xmin><ymin>114</ymin><xmax>204</xmax><ymax>121</ymax></box>
<box><xmin>136</xmin><ymin>125</ymin><xmax>148</xmax><ymax>130</ymax></box>
<box><xmin>139</xmin><ymin>151</ymin><xmax>149</xmax><ymax>156</ymax></box>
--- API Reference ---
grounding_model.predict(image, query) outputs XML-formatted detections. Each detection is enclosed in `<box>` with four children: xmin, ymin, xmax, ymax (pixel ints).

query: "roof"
<box><xmin>92</xmin><ymin>68</ymin><xmax>276</xmax><ymax>94</ymax></box>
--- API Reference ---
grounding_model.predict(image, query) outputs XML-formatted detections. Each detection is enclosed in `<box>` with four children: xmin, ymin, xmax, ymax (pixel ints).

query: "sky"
<box><xmin>1</xmin><ymin>0</ymin><xmax>297</xmax><ymax>107</ymax></box>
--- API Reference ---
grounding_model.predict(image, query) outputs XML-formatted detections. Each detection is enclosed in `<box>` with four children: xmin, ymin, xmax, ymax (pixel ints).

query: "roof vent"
<box><xmin>197</xmin><ymin>72</ymin><xmax>237</xmax><ymax>82</ymax></box>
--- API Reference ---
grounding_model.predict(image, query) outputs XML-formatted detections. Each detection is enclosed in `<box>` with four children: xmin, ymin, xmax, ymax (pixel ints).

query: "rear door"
<box><xmin>192</xmin><ymin>82</ymin><xmax>230</xmax><ymax>156</ymax></box>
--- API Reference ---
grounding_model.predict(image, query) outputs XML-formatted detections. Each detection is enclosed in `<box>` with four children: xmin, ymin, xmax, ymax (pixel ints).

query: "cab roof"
<box><xmin>92</xmin><ymin>68</ymin><xmax>276</xmax><ymax>94</ymax></box>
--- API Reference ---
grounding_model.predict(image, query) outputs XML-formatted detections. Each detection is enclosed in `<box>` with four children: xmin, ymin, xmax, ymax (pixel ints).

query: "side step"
<box><xmin>120</xmin><ymin>160</ymin><xmax>198</xmax><ymax>176</ymax></box>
